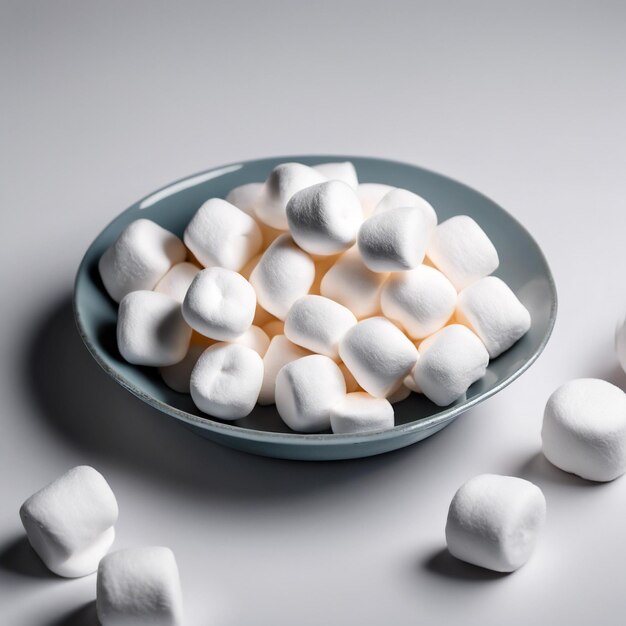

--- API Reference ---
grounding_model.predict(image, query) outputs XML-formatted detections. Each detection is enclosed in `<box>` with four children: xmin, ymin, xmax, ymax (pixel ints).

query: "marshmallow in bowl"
<box><xmin>356</xmin><ymin>183</ymin><xmax>395</xmax><ymax>216</ymax></box>
<box><xmin>427</xmin><ymin>215</ymin><xmax>499</xmax><ymax>290</ymax></box>
<box><xmin>225</xmin><ymin>182</ymin><xmax>263</xmax><ymax>216</ymax></box>
<box><xmin>446</xmin><ymin>474</ymin><xmax>546</xmax><ymax>572</ymax></box>
<box><xmin>386</xmin><ymin>383</ymin><xmax>411</xmax><ymax>404</ymax></box>
<box><xmin>249</xmin><ymin>234</ymin><xmax>316</xmax><ymax>319</ymax></box>
<box><xmin>183</xmin><ymin>198</ymin><xmax>262</xmax><ymax>271</ymax></box>
<box><xmin>255</xmin><ymin>162</ymin><xmax>327</xmax><ymax>229</ymax></box>
<box><xmin>20</xmin><ymin>466</ymin><xmax>118</xmax><ymax>578</ymax></box>
<box><xmin>374</xmin><ymin>188</ymin><xmax>437</xmax><ymax>230</ymax></box>
<box><xmin>339</xmin><ymin>317</ymin><xmax>418</xmax><ymax>398</ymax></box>
<box><xmin>286</xmin><ymin>180</ymin><xmax>363</xmax><ymax>255</ymax></box>
<box><xmin>182</xmin><ymin>267</ymin><xmax>256</xmax><ymax>341</ymax></box>
<box><xmin>160</xmin><ymin>343</ymin><xmax>207</xmax><ymax>393</ymax></box>
<box><xmin>284</xmin><ymin>295</ymin><xmax>357</xmax><ymax>359</ymax></box>
<box><xmin>456</xmin><ymin>276</ymin><xmax>531</xmax><ymax>358</ymax></box>
<box><xmin>154</xmin><ymin>262</ymin><xmax>200</xmax><ymax>303</ymax></box>
<box><xmin>313</xmin><ymin>161</ymin><xmax>358</xmax><ymax>189</ymax></box>
<box><xmin>117</xmin><ymin>291</ymin><xmax>192</xmax><ymax>366</ymax></box>
<box><xmin>275</xmin><ymin>354</ymin><xmax>346</xmax><ymax>432</ymax></box>
<box><xmin>232</xmin><ymin>325</ymin><xmax>271</xmax><ymax>357</ymax></box>
<box><xmin>339</xmin><ymin>362</ymin><xmax>361</xmax><ymax>392</ymax></box>
<box><xmin>99</xmin><ymin>218</ymin><xmax>186</xmax><ymax>303</ymax></box>
<box><xmin>97</xmin><ymin>546</ymin><xmax>183</xmax><ymax>626</ymax></box>
<box><xmin>541</xmin><ymin>379</ymin><xmax>626</xmax><ymax>482</ymax></box>
<box><xmin>190</xmin><ymin>343</ymin><xmax>263</xmax><ymax>419</ymax></box>
<box><xmin>330</xmin><ymin>392</ymin><xmax>394</xmax><ymax>434</ymax></box>
<box><xmin>412</xmin><ymin>324</ymin><xmax>489</xmax><ymax>406</ymax></box>
<box><xmin>357</xmin><ymin>206</ymin><xmax>435</xmax><ymax>272</ymax></box>
<box><xmin>381</xmin><ymin>265</ymin><xmax>457</xmax><ymax>339</ymax></box>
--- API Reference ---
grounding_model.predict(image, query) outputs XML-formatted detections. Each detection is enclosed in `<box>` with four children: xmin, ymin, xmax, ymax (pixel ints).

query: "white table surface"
<box><xmin>2</xmin><ymin>1</ymin><xmax>626</xmax><ymax>624</ymax></box>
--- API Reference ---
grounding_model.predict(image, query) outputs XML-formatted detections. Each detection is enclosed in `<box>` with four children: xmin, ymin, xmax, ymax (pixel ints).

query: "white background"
<box><xmin>2</xmin><ymin>2</ymin><xmax>626</xmax><ymax>624</ymax></box>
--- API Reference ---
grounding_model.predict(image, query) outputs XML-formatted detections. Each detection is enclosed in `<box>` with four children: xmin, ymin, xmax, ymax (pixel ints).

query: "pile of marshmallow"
<box><xmin>99</xmin><ymin>161</ymin><xmax>532</xmax><ymax>434</ymax></box>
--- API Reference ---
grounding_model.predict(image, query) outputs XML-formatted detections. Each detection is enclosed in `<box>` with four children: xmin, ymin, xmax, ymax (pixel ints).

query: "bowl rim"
<box><xmin>73</xmin><ymin>154</ymin><xmax>558</xmax><ymax>447</ymax></box>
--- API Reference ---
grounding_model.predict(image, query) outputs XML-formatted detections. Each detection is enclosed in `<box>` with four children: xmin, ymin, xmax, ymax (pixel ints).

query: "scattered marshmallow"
<box><xmin>190</xmin><ymin>343</ymin><xmax>263</xmax><ymax>419</ymax></box>
<box><xmin>97</xmin><ymin>546</ymin><xmax>183</xmax><ymax>626</ymax></box>
<box><xmin>117</xmin><ymin>291</ymin><xmax>191</xmax><ymax>366</ymax></box>
<box><xmin>320</xmin><ymin>246</ymin><xmax>388</xmax><ymax>318</ymax></box>
<box><xmin>446</xmin><ymin>474</ymin><xmax>546</xmax><ymax>572</ymax></box>
<box><xmin>225</xmin><ymin>182</ymin><xmax>263</xmax><ymax>216</ymax></box>
<box><xmin>381</xmin><ymin>265</ymin><xmax>457</xmax><ymax>339</ymax></box>
<box><xmin>427</xmin><ymin>215</ymin><xmax>499</xmax><ymax>290</ymax></box>
<box><xmin>312</xmin><ymin>161</ymin><xmax>358</xmax><ymax>189</ymax></box>
<box><xmin>182</xmin><ymin>267</ymin><xmax>256</xmax><ymax>341</ymax></box>
<box><xmin>330</xmin><ymin>392</ymin><xmax>394</xmax><ymax>434</ymax></box>
<box><xmin>357</xmin><ymin>206</ymin><xmax>435</xmax><ymax>272</ymax></box>
<box><xmin>20</xmin><ymin>466</ymin><xmax>118</xmax><ymax>578</ymax></box>
<box><xmin>412</xmin><ymin>325</ymin><xmax>489</xmax><ymax>406</ymax></box>
<box><xmin>339</xmin><ymin>317</ymin><xmax>418</xmax><ymax>398</ymax></box>
<box><xmin>275</xmin><ymin>354</ymin><xmax>346</xmax><ymax>432</ymax></box>
<box><xmin>542</xmin><ymin>379</ymin><xmax>626</xmax><ymax>482</ymax></box>
<box><xmin>183</xmin><ymin>198</ymin><xmax>262</xmax><ymax>272</ymax></box>
<box><xmin>373</xmin><ymin>188</ymin><xmax>437</xmax><ymax>230</ymax></box>
<box><xmin>286</xmin><ymin>180</ymin><xmax>363</xmax><ymax>255</ymax></box>
<box><xmin>160</xmin><ymin>343</ymin><xmax>207</xmax><ymax>393</ymax></box>
<box><xmin>255</xmin><ymin>163</ymin><xmax>326</xmax><ymax>229</ymax></box>
<box><xmin>616</xmin><ymin>316</ymin><xmax>626</xmax><ymax>375</ymax></box>
<box><xmin>154</xmin><ymin>262</ymin><xmax>200</xmax><ymax>303</ymax></box>
<box><xmin>284</xmin><ymin>295</ymin><xmax>357</xmax><ymax>359</ymax></box>
<box><xmin>249</xmin><ymin>234</ymin><xmax>315</xmax><ymax>319</ymax></box>
<box><xmin>356</xmin><ymin>183</ymin><xmax>395</xmax><ymax>216</ymax></box>
<box><xmin>456</xmin><ymin>276</ymin><xmax>531</xmax><ymax>358</ymax></box>
<box><xmin>99</xmin><ymin>219</ymin><xmax>186</xmax><ymax>303</ymax></box>
<box><xmin>232</xmin><ymin>325</ymin><xmax>271</xmax><ymax>357</ymax></box>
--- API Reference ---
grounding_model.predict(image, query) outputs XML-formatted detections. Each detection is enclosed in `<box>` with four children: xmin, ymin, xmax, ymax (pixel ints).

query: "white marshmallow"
<box><xmin>403</xmin><ymin>372</ymin><xmax>421</xmax><ymax>394</ymax></box>
<box><xmin>446</xmin><ymin>474</ymin><xmax>546</xmax><ymax>572</ymax></box>
<box><xmin>542</xmin><ymin>379</ymin><xmax>626</xmax><ymax>482</ymax></box>
<box><xmin>117</xmin><ymin>291</ymin><xmax>191</xmax><ymax>366</ymax></box>
<box><xmin>253</xmin><ymin>304</ymin><xmax>276</xmax><ymax>328</ymax></box>
<box><xmin>275</xmin><ymin>354</ymin><xmax>346</xmax><ymax>432</ymax></box>
<box><xmin>357</xmin><ymin>206</ymin><xmax>435</xmax><ymax>272</ymax></box>
<box><xmin>99</xmin><ymin>219</ymin><xmax>186</xmax><ymax>303</ymax></box>
<box><xmin>20</xmin><ymin>466</ymin><xmax>118</xmax><ymax>578</ymax></box>
<box><xmin>427</xmin><ymin>215</ymin><xmax>499</xmax><ymax>290</ymax></box>
<box><xmin>381</xmin><ymin>265</ymin><xmax>457</xmax><ymax>339</ymax></box>
<box><xmin>97</xmin><ymin>547</ymin><xmax>183</xmax><ymax>626</ymax></box>
<box><xmin>387</xmin><ymin>384</ymin><xmax>411</xmax><ymax>404</ymax></box>
<box><xmin>616</xmin><ymin>316</ymin><xmax>626</xmax><ymax>374</ymax></box>
<box><xmin>225</xmin><ymin>182</ymin><xmax>263</xmax><ymax>216</ymax></box>
<box><xmin>339</xmin><ymin>317</ymin><xmax>418</xmax><ymax>398</ymax></box>
<box><xmin>239</xmin><ymin>254</ymin><xmax>261</xmax><ymax>280</ymax></box>
<box><xmin>356</xmin><ymin>183</ymin><xmax>395</xmax><ymax>216</ymax></box>
<box><xmin>320</xmin><ymin>246</ymin><xmax>388</xmax><ymax>319</ymax></box>
<box><xmin>232</xmin><ymin>325</ymin><xmax>270</xmax><ymax>357</ymax></box>
<box><xmin>312</xmin><ymin>161</ymin><xmax>358</xmax><ymax>189</ymax></box>
<box><xmin>249</xmin><ymin>234</ymin><xmax>315</xmax><ymax>319</ymax></box>
<box><xmin>258</xmin><ymin>335</ymin><xmax>310</xmax><ymax>405</ymax></box>
<box><xmin>183</xmin><ymin>198</ymin><xmax>262</xmax><ymax>272</ymax></box>
<box><xmin>154</xmin><ymin>262</ymin><xmax>200</xmax><ymax>303</ymax></box>
<box><xmin>182</xmin><ymin>267</ymin><xmax>256</xmax><ymax>341</ymax></box>
<box><xmin>456</xmin><ymin>276</ymin><xmax>531</xmax><ymax>358</ymax></box>
<box><xmin>255</xmin><ymin>162</ymin><xmax>327</xmax><ymax>229</ymax></box>
<box><xmin>262</xmin><ymin>319</ymin><xmax>285</xmax><ymax>337</ymax></box>
<box><xmin>339</xmin><ymin>362</ymin><xmax>361</xmax><ymax>392</ymax></box>
<box><xmin>310</xmin><ymin>253</ymin><xmax>341</xmax><ymax>295</ymax></box>
<box><xmin>284</xmin><ymin>295</ymin><xmax>357</xmax><ymax>359</ymax></box>
<box><xmin>160</xmin><ymin>343</ymin><xmax>207</xmax><ymax>393</ymax></box>
<box><xmin>373</xmin><ymin>188</ymin><xmax>437</xmax><ymax>230</ymax></box>
<box><xmin>412</xmin><ymin>325</ymin><xmax>489</xmax><ymax>406</ymax></box>
<box><xmin>330</xmin><ymin>392</ymin><xmax>394</xmax><ymax>434</ymax></box>
<box><xmin>190</xmin><ymin>343</ymin><xmax>263</xmax><ymax>419</ymax></box>
<box><xmin>286</xmin><ymin>180</ymin><xmax>363</xmax><ymax>255</ymax></box>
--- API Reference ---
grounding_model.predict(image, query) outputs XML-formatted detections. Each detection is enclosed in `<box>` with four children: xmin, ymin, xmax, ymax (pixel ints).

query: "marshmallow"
<box><xmin>20</xmin><ymin>466</ymin><xmax>118</xmax><ymax>578</ymax></box>
<box><xmin>97</xmin><ymin>547</ymin><xmax>183</xmax><ymax>626</ymax></box>
<box><xmin>456</xmin><ymin>276</ymin><xmax>531</xmax><ymax>358</ymax></box>
<box><xmin>258</xmin><ymin>335</ymin><xmax>310</xmax><ymax>405</ymax></box>
<box><xmin>154</xmin><ymin>262</ymin><xmax>200</xmax><ymax>303</ymax></box>
<box><xmin>312</xmin><ymin>161</ymin><xmax>358</xmax><ymax>189</ymax></box>
<box><xmin>99</xmin><ymin>219</ymin><xmax>186</xmax><ymax>303</ymax></box>
<box><xmin>374</xmin><ymin>188</ymin><xmax>437</xmax><ymax>230</ymax></box>
<box><xmin>249</xmin><ymin>234</ymin><xmax>315</xmax><ymax>319</ymax></box>
<box><xmin>320</xmin><ymin>246</ymin><xmax>388</xmax><ymax>318</ymax></box>
<box><xmin>446</xmin><ymin>474</ymin><xmax>546</xmax><ymax>572</ymax></box>
<box><xmin>381</xmin><ymin>265</ymin><xmax>457</xmax><ymax>339</ymax></box>
<box><xmin>275</xmin><ymin>354</ymin><xmax>346</xmax><ymax>432</ymax></box>
<box><xmin>182</xmin><ymin>267</ymin><xmax>256</xmax><ymax>341</ymax></box>
<box><xmin>255</xmin><ymin>163</ymin><xmax>327</xmax><ymax>229</ymax></box>
<box><xmin>160</xmin><ymin>343</ymin><xmax>207</xmax><ymax>393</ymax></box>
<box><xmin>286</xmin><ymin>180</ymin><xmax>363</xmax><ymax>255</ymax></box>
<box><xmin>387</xmin><ymin>384</ymin><xmax>411</xmax><ymax>404</ymax></box>
<box><xmin>330</xmin><ymin>392</ymin><xmax>394</xmax><ymax>434</ymax></box>
<box><xmin>190</xmin><ymin>343</ymin><xmax>263</xmax><ymax>419</ymax></box>
<box><xmin>356</xmin><ymin>183</ymin><xmax>395</xmax><ymax>216</ymax></box>
<box><xmin>225</xmin><ymin>182</ymin><xmax>263</xmax><ymax>216</ymax></box>
<box><xmin>339</xmin><ymin>362</ymin><xmax>361</xmax><ymax>392</ymax></box>
<box><xmin>284</xmin><ymin>295</ymin><xmax>357</xmax><ymax>359</ymax></box>
<box><xmin>427</xmin><ymin>215</ymin><xmax>499</xmax><ymax>290</ymax></box>
<box><xmin>357</xmin><ymin>206</ymin><xmax>435</xmax><ymax>272</ymax></box>
<box><xmin>117</xmin><ymin>291</ymin><xmax>191</xmax><ymax>366</ymax></box>
<box><xmin>310</xmin><ymin>253</ymin><xmax>341</xmax><ymax>295</ymax></box>
<box><xmin>239</xmin><ymin>254</ymin><xmax>261</xmax><ymax>280</ymax></box>
<box><xmin>403</xmin><ymin>372</ymin><xmax>421</xmax><ymax>393</ymax></box>
<box><xmin>616</xmin><ymin>316</ymin><xmax>626</xmax><ymax>374</ymax></box>
<box><xmin>339</xmin><ymin>317</ymin><xmax>418</xmax><ymax>398</ymax></box>
<box><xmin>262</xmin><ymin>319</ymin><xmax>285</xmax><ymax>337</ymax></box>
<box><xmin>183</xmin><ymin>198</ymin><xmax>262</xmax><ymax>271</ymax></box>
<box><xmin>412</xmin><ymin>325</ymin><xmax>489</xmax><ymax>406</ymax></box>
<box><xmin>542</xmin><ymin>379</ymin><xmax>626</xmax><ymax>482</ymax></box>
<box><xmin>232</xmin><ymin>325</ymin><xmax>270</xmax><ymax>357</ymax></box>
<box><xmin>253</xmin><ymin>305</ymin><xmax>276</xmax><ymax>328</ymax></box>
